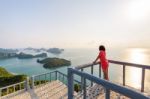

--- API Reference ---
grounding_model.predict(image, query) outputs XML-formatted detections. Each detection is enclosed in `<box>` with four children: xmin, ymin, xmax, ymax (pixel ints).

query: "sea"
<box><xmin>0</xmin><ymin>48</ymin><xmax>150</xmax><ymax>93</ymax></box>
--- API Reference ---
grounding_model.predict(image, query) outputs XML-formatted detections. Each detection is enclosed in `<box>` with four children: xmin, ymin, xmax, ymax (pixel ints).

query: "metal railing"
<box><xmin>0</xmin><ymin>70</ymin><xmax>81</xmax><ymax>98</ymax></box>
<box><xmin>31</xmin><ymin>70</ymin><xmax>81</xmax><ymax>88</ymax></box>
<box><xmin>0</xmin><ymin>80</ymin><xmax>27</xmax><ymax>98</ymax></box>
<box><xmin>75</xmin><ymin>60</ymin><xmax>150</xmax><ymax>92</ymax></box>
<box><xmin>68</xmin><ymin>68</ymin><xmax>149</xmax><ymax>99</ymax></box>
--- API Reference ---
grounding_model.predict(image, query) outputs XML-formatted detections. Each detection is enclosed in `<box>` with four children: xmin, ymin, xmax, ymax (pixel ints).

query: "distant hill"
<box><xmin>17</xmin><ymin>52</ymin><xmax>47</xmax><ymax>59</ymax></box>
<box><xmin>0</xmin><ymin>48</ymin><xmax>18</xmax><ymax>53</ymax></box>
<box><xmin>24</xmin><ymin>47</ymin><xmax>64</xmax><ymax>54</ymax></box>
<box><xmin>0</xmin><ymin>52</ymin><xmax>17</xmax><ymax>59</ymax></box>
<box><xmin>47</xmin><ymin>48</ymin><xmax>64</xmax><ymax>54</ymax></box>
<box><xmin>37</xmin><ymin>58</ymin><xmax>71</xmax><ymax>68</ymax></box>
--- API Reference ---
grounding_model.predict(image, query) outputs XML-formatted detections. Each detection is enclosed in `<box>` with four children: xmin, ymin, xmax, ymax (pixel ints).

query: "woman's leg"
<box><xmin>105</xmin><ymin>68</ymin><xmax>109</xmax><ymax>80</ymax></box>
<box><xmin>103</xmin><ymin>68</ymin><xmax>109</xmax><ymax>80</ymax></box>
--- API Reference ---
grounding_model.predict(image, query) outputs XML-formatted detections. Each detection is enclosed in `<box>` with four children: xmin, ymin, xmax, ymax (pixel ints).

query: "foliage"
<box><xmin>74</xmin><ymin>84</ymin><xmax>81</xmax><ymax>92</ymax></box>
<box><xmin>0</xmin><ymin>67</ymin><xmax>26</xmax><ymax>88</ymax></box>
<box><xmin>0</xmin><ymin>67</ymin><xmax>13</xmax><ymax>77</ymax></box>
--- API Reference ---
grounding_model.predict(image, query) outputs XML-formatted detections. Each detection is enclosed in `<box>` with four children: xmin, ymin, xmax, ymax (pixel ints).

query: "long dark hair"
<box><xmin>99</xmin><ymin>45</ymin><xmax>105</xmax><ymax>51</ymax></box>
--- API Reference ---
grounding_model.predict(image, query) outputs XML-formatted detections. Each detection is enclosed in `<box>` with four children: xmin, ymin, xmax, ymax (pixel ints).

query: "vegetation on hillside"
<box><xmin>0</xmin><ymin>67</ymin><xmax>26</xmax><ymax>88</ymax></box>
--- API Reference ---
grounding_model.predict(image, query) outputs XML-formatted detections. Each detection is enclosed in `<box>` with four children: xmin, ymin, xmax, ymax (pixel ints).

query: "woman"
<box><xmin>93</xmin><ymin>45</ymin><xmax>109</xmax><ymax>80</ymax></box>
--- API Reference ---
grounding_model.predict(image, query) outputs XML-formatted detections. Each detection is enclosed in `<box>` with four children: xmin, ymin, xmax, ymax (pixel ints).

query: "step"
<box><xmin>5</xmin><ymin>80</ymin><xmax>68</xmax><ymax>99</ymax></box>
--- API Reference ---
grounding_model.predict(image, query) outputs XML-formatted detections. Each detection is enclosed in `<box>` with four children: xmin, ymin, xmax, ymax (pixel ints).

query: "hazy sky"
<box><xmin>0</xmin><ymin>0</ymin><xmax>150</xmax><ymax>48</ymax></box>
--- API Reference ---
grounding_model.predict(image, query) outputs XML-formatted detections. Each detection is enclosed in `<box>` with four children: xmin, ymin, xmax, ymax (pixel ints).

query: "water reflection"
<box><xmin>122</xmin><ymin>48</ymin><xmax>150</xmax><ymax>90</ymax></box>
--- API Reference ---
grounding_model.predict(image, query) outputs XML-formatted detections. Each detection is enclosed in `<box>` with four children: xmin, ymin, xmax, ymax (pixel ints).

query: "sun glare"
<box><xmin>127</xmin><ymin>0</ymin><xmax>150</xmax><ymax>21</ymax></box>
<box><xmin>125</xmin><ymin>48</ymin><xmax>148</xmax><ymax>89</ymax></box>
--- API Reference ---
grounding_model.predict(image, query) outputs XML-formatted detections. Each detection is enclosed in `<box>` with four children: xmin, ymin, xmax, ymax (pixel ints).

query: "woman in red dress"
<box><xmin>93</xmin><ymin>45</ymin><xmax>109</xmax><ymax>80</ymax></box>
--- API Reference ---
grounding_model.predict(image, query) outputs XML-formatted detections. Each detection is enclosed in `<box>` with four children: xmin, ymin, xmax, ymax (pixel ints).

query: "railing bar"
<box><xmin>59</xmin><ymin>72</ymin><xmax>61</xmax><ymax>80</ymax></box>
<box><xmin>109</xmin><ymin>60</ymin><xmax>150</xmax><ymax>69</ymax></box>
<box><xmin>105</xmin><ymin>88</ymin><xmax>110</xmax><ymax>99</ymax></box>
<box><xmin>68</xmin><ymin>68</ymin><xmax>74</xmax><ymax>99</ymax></box>
<box><xmin>33</xmin><ymin>71</ymin><xmax>56</xmax><ymax>77</ymax></box>
<box><xmin>55</xmin><ymin>71</ymin><xmax>57</xmax><ymax>80</ymax></box>
<box><xmin>14</xmin><ymin>85</ymin><xmax>16</xmax><ymax>92</ymax></box>
<box><xmin>123</xmin><ymin>65</ymin><xmax>126</xmax><ymax>86</ymax></box>
<box><xmin>69</xmin><ymin>68</ymin><xmax>149</xmax><ymax>99</ymax></box>
<box><xmin>83</xmin><ymin>78</ymin><xmax>86</xmax><ymax>99</ymax></box>
<box><xmin>50</xmin><ymin>73</ymin><xmax>51</xmax><ymax>82</ymax></box>
<box><xmin>91</xmin><ymin>65</ymin><xmax>93</xmax><ymax>86</ymax></box>
<box><xmin>63</xmin><ymin>74</ymin><xmax>64</xmax><ymax>82</ymax></box>
<box><xmin>0</xmin><ymin>89</ymin><xmax>1</xmax><ymax>97</ymax></box>
<box><xmin>0</xmin><ymin>81</ymin><xmax>26</xmax><ymax>90</ymax></box>
<box><xmin>31</xmin><ymin>76</ymin><xmax>34</xmax><ymax>89</ymax></box>
<box><xmin>7</xmin><ymin>87</ymin><xmax>8</xmax><ymax>95</ymax></box>
<box><xmin>75</xmin><ymin>60</ymin><xmax>150</xmax><ymax>70</ymax></box>
<box><xmin>141</xmin><ymin>68</ymin><xmax>145</xmax><ymax>92</ymax></box>
<box><xmin>19</xmin><ymin>83</ymin><xmax>21</xmax><ymax>90</ymax></box>
<box><xmin>81</xmin><ymin>68</ymin><xmax>84</xmax><ymax>92</ymax></box>
<box><xmin>99</xmin><ymin>64</ymin><xmax>101</xmax><ymax>78</ymax></box>
<box><xmin>45</xmin><ymin>74</ymin><xmax>46</xmax><ymax>83</ymax></box>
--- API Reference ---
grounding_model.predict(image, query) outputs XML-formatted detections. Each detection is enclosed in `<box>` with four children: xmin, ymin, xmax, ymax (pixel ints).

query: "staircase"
<box><xmin>7</xmin><ymin>80</ymin><xmax>68</xmax><ymax>99</ymax></box>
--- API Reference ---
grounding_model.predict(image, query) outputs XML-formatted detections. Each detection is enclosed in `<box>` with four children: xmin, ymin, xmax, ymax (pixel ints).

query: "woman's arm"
<box><xmin>93</xmin><ymin>55</ymin><xmax>99</xmax><ymax>64</ymax></box>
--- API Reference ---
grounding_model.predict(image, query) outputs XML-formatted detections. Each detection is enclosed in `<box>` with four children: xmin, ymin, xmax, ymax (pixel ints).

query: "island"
<box><xmin>46</xmin><ymin>48</ymin><xmax>64</xmax><ymax>54</ymax></box>
<box><xmin>37</xmin><ymin>58</ymin><xmax>71</xmax><ymax>68</ymax></box>
<box><xmin>24</xmin><ymin>47</ymin><xmax>46</xmax><ymax>52</ymax></box>
<box><xmin>0</xmin><ymin>52</ymin><xmax>17</xmax><ymax>59</ymax></box>
<box><xmin>0</xmin><ymin>67</ymin><xmax>26</xmax><ymax>87</ymax></box>
<box><xmin>17</xmin><ymin>52</ymin><xmax>47</xmax><ymax>59</ymax></box>
<box><xmin>0</xmin><ymin>48</ymin><xmax>18</xmax><ymax>59</ymax></box>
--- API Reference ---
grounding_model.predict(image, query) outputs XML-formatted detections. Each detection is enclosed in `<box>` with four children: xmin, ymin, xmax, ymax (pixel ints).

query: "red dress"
<box><xmin>99</xmin><ymin>51</ymin><xmax>109</xmax><ymax>70</ymax></box>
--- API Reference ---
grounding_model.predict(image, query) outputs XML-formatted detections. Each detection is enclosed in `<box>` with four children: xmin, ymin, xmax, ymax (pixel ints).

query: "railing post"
<box><xmin>31</xmin><ymin>76</ymin><xmax>35</xmax><ymax>89</ymax></box>
<box><xmin>59</xmin><ymin>73</ymin><xmax>60</xmax><ymax>80</ymax></box>
<box><xmin>83</xmin><ymin>78</ymin><xmax>87</xmax><ymax>99</ymax></box>
<box><xmin>81</xmin><ymin>68</ymin><xmax>84</xmax><ymax>92</ymax></box>
<box><xmin>45</xmin><ymin>74</ymin><xmax>46</xmax><ymax>83</ymax></box>
<box><xmin>19</xmin><ymin>84</ymin><xmax>21</xmax><ymax>90</ymax></box>
<box><xmin>91</xmin><ymin>65</ymin><xmax>93</xmax><ymax>86</ymax></box>
<box><xmin>123</xmin><ymin>65</ymin><xmax>126</xmax><ymax>86</ymax></box>
<box><xmin>141</xmin><ymin>68</ymin><xmax>145</xmax><ymax>92</ymax></box>
<box><xmin>25</xmin><ymin>77</ymin><xmax>30</xmax><ymax>90</ymax></box>
<box><xmin>7</xmin><ymin>88</ymin><xmax>8</xmax><ymax>95</ymax></box>
<box><xmin>99</xmin><ymin>63</ymin><xmax>101</xmax><ymax>78</ymax></box>
<box><xmin>14</xmin><ymin>85</ymin><xmax>15</xmax><ymax>92</ymax></box>
<box><xmin>55</xmin><ymin>71</ymin><xmax>57</xmax><ymax>80</ymax></box>
<box><xmin>63</xmin><ymin>74</ymin><xmax>64</xmax><ymax>82</ymax></box>
<box><xmin>105</xmin><ymin>88</ymin><xmax>110</xmax><ymax>99</ymax></box>
<box><xmin>0</xmin><ymin>89</ymin><xmax>1</xmax><ymax>97</ymax></box>
<box><xmin>68</xmin><ymin>68</ymin><xmax>74</xmax><ymax>99</ymax></box>
<box><xmin>50</xmin><ymin>73</ymin><xmax>51</xmax><ymax>81</ymax></box>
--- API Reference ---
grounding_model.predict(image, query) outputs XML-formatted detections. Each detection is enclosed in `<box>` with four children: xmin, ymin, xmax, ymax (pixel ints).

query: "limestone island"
<box><xmin>17</xmin><ymin>52</ymin><xmax>47</xmax><ymax>59</ymax></box>
<box><xmin>37</xmin><ymin>58</ymin><xmax>71</xmax><ymax>68</ymax></box>
<box><xmin>46</xmin><ymin>48</ymin><xmax>64</xmax><ymax>55</ymax></box>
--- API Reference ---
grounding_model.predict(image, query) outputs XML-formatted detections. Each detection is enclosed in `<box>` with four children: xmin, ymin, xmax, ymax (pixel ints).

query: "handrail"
<box><xmin>33</xmin><ymin>71</ymin><xmax>56</xmax><ymax>77</ymax></box>
<box><xmin>0</xmin><ymin>81</ymin><xmax>26</xmax><ymax>97</ymax></box>
<box><xmin>75</xmin><ymin>60</ymin><xmax>150</xmax><ymax>92</ymax></box>
<box><xmin>75</xmin><ymin>60</ymin><xmax>150</xmax><ymax>70</ymax></box>
<box><xmin>0</xmin><ymin>81</ymin><xmax>26</xmax><ymax>90</ymax></box>
<box><xmin>68</xmin><ymin>68</ymin><xmax>149</xmax><ymax>99</ymax></box>
<box><xmin>31</xmin><ymin>70</ymin><xmax>81</xmax><ymax>88</ymax></box>
<box><xmin>109</xmin><ymin>60</ymin><xmax>150</xmax><ymax>69</ymax></box>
